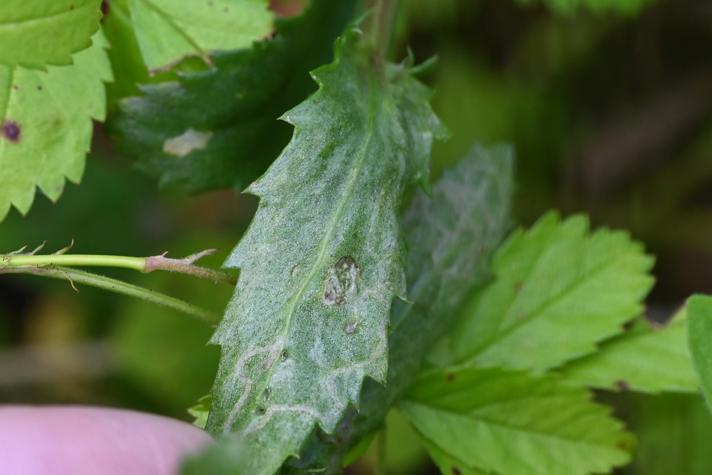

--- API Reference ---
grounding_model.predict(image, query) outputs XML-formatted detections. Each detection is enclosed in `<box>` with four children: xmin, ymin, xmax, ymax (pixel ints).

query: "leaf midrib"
<box><xmin>462</xmin><ymin>246</ymin><xmax>636</xmax><ymax>366</ymax></box>
<box><xmin>405</xmin><ymin>400</ymin><xmax>622</xmax><ymax>452</ymax></box>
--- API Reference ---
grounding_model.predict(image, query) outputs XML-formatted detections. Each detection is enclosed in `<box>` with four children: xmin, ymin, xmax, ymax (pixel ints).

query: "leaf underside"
<box><xmin>432</xmin><ymin>212</ymin><xmax>655</xmax><ymax>372</ymax></box>
<box><xmin>516</xmin><ymin>0</ymin><xmax>652</xmax><ymax>14</ymax></box>
<box><xmin>203</xmin><ymin>29</ymin><xmax>444</xmax><ymax>475</ymax></box>
<box><xmin>0</xmin><ymin>32</ymin><xmax>112</xmax><ymax>221</ymax></box>
<box><xmin>111</xmin><ymin>0</ymin><xmax>357</xmax><ymax>194</ymax></box>
<box><xmin>0</xmin><ymin>0</ymin><xmax>102</xmax><ymax>69</ymax></box>
<box><xmin>402</xmin><ymin>367</ymin><xmax>634</xmax><ymax>475</ymax></box>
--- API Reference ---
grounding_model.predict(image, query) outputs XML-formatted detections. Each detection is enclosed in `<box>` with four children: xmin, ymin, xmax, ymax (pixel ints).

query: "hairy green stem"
<box><xmin>0</xmin><ymin>249</ymin><xmax>236</xmax><ymax>285</ymax></box>
<box><xmin>0</xmin><ymin>266</ymin><xmax>219</xmax><ymax>324</ymax></box>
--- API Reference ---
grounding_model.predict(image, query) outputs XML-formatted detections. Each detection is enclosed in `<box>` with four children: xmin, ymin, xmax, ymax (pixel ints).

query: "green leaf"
<box><xmin>432</xmin><ymin>212</ymin><xmax>655</xmax><ymax>372</ymax></box>
<box><xmin>687</xmin><ymin>295</ymin><xmax>712</xmax><ymax>411</ymax></box>
<box><xmin>561</xmin><ymin>310</ymin><xmax>698</xmax><ymax>393</ymax></box>
<box><xmin>284</xmin><ymin>146</ymin><xmax>514</xmax><ymax>473</ymax></box>
<box><xmin>111</xmin><ymin>0</ymin><xmax>357</xmax><ymax>194</ymax></box>
<box><xmin>401</xmin><ymin>367</ymin><xmax>634</xmax><ymax>475</ymax></box>
<box><xmin>0</xmin><ymin>0</ymin><xmax>102</xmax><ymax>69</ymax></box>
<box><xmin>188</xmin><ymin>395</ymin><xmax>212</xmax><ymax>429</ymax></box>
<box><xmin>123</xmin><ymin>0</ymin><xmax>272</xmax><ymax>72</ymax></box>
<box><xmin>624</xmin><ymin>393</ymin><xmax>712</xmax><ymax>475</ymax></box>
<box><xmin>0</xmin><ymin>32</ymin><xmax>112</xmax><ymax>220</ymax></box>
<box><xmin>203</xmin><ymin>29</ymin><xmax>445</xmax><ymax>475</ymax></box>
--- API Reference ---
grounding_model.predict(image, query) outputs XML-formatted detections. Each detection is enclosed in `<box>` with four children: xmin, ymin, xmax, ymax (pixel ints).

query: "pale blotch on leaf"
<box><xmin>163</xmin><ymin>128</ymin><xmax>213</xmax><ymax>157</ymax></box>
<box><xmin>343</xmin><ymin>319</ymin><xmax>360</xmax><ymax>335</ymax></box>
<box><xmin>324</xmin><ymin>256</ymin><xmax>359</xmax><ymax>306</ymax></box>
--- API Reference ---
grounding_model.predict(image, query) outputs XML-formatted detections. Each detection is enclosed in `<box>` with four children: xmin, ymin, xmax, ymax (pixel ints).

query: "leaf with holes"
<box><xmin>111</xmin><ymin>0</ymin><xmax>357</xmax><ymax>193</ymax></box>
<box><xmin>402</xmin><ymin>367</ymin><xmax>634</xmax><ymax>475</ymax></box>
<box><xmin>0</xmin><ymin>32</ymin><xmax>112</xmax><ymax>221</ymax></box>
<box><xmin>0</xmin><ymin>0</ymin><xmax>102</xmax><ymax>69</ymax></box>
<box><xmin>430</xmin><ymin>212</ymin><xmax>654</xmax><ymax>372</ymax></box>
<box><xmin>203</xmin><ymin>29</ymin><xmax>445</xmax><ymax>475</ymax></box>
<box><xmin>561</xmin><ymin>310</ymin><xmax>697</xmax><ymax>393</ymax></box>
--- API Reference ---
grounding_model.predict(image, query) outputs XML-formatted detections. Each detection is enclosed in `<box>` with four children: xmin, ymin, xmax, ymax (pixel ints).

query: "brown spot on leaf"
<box><xmin>2</xmin><ymin>120</ymin><xmax>21</xmax><ymax>142</ymax></box>
<box><xmin>452</xmin><ymin>468</ymin><xmax>463</xmax><ymax>475</ymax></box>
<box><xmin>514</xmin><ymin>281</ymin><xmax>523</xmax><ymax>293</ymax></box>
<box><xmin>446</xmin><ymin>373</ymin><xmax>457</xmax><ymax>382</ymax></box>
<box><xmin>616</xmin><ymin>380</ymin><xmax>630</xmax><ymax>391</ymax></box>
<box><xmin>101</xmin><ymin>0</ymin><xmax>110</xmax><ymax>18</ymax></box>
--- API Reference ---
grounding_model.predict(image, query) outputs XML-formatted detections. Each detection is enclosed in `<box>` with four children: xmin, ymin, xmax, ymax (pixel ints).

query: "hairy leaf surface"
<box><xmin>687</xmin><ymin>295</ymin><xmax>712</xmax><ymax>410</ymax></box>
<box><xmin>286</xmin><ymin>145</ymin><xmax>515</xmax><ymax>473</ymax></box>
<box><xmin>0</xmin><ymin>0</ymin><xmax>102</xmax><ymax>69</ymax></box>
<box><xmin>123</xmin><ymin>0</ymin><xmax>272</xmax><ymax>71</ymax></box>
<box><xmin>204</xmin><ymin>30</ymin><xmax>445</xmax><ymax>474</ymax></box>
<box><xmin>111</xmin><ymin>0</ymin><xmax>356</xmax><ymax>193</ymax></box>
<box><xmin>432</xmin><ymin>212</ymin><xmax>654</xmax><ymax>372</ymax></box>
<box><xmin>402</xmin><ymin>367</ymin><xmax>634</xmax><ymax>475</ymax></box>
<box><xmin>0</xmin><ymin>32</ymin><xmax>111</xmax><ymax>220</ymax></box>
<box><xmin>561</xmin><ymin>311</ymin><xmax>697</xmax><ymax>393</ymax></box>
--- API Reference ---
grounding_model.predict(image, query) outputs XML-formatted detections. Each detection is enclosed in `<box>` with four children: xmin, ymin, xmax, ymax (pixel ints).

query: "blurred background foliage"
<box><xmin>1</xmin><ymin>0</ymin><xmax>712</xmax><ymax>473</ymax></box>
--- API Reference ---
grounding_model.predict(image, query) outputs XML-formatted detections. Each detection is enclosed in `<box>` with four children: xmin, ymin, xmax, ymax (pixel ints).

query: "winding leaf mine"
<box><xmin>205</xmin><ymin>29</ymin><xmax>445</xmax><ymax>474</ymax></box>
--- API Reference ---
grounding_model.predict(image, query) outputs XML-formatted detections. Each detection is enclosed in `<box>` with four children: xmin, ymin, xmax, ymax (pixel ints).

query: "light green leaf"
<box><xmin>0</xmin><ymin>32</ymin><xmax>112</xmax><ymax>220</ymax></box>
<box><xmin>432</xmin><ymin>212</ymin><xmax>654</xmax><ymax>372</ymax></box>
<box><xmin>203</xmin><ymin>29</ymin><xmax>445</xmax><ymax>475</ymax></box>
<box><xmin>111</xmin><ymin>0</ymin><xmax>357</xmax><ymax>194</ymax></box>
<box><xmin>283</xmin><ymin>146</ymin><xmax>514</xmax><ymax>473</ymax></box>
<box><xmin>561</xmin><ymin>310</ymin><xmax>698</xmax><ymax>393</ymax></box>
<box><xmin>124</xmin><ymin>0</ymin><xmax>272</xmax><ymax>71</ymax></box>
<box><xmin>402</xmin><ymin>367</ymin><xmax>634</xmax><ymax>475</ymax></box>
<box><xmin>188</xmin><ymin>395</ymin><xmax>212</xmax><ymax>429</ymax></box>
<box><xmin>0</xmin><ymin>0</ymin><xmax>102</xmax><ymax>69</ymax></box>
<box><xmin>687</xmin><ymin>294</ymin><xmax>712</xmax><ymax>411</ymax></box>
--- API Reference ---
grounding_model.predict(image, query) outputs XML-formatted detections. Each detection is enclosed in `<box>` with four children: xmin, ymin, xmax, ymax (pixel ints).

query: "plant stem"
<box><xmin>0</xmin><ymin>266</ymin><xmax>219</xmax><ymax>324</ymax></box>
<box><xmin>372</xmin><ymin>0</ymin><xmax>397</xmax><ymax>66</ymax></box>
<box><xmin>0</xmin><ymin>250</ymin><xmax>236</xmax><ymax>285</ymax></box>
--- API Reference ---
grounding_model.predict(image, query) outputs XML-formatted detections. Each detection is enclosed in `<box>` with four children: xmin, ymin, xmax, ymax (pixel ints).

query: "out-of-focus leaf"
<box><xmin>123</xmin><ymin>0</ymin><xmax>272</xmax><ymax>71</ymax></box>
<box><xmin>515</xmin><ymin>0</ymin><xmax>653</xmax><ymax>15</ymax></box>
<box><xmin>111</xmin><ymin>0</ymin><xmax>357</xmax><ymax>194</ymax></box>
<box><xmin>188</xmin><ymin>394</ymin><xmax>211</xmax><ymax>429</ymax></box>
<box><xmin>0</xmin><ymin>0</ymin><xmax>102</xmax><ymax>69</ymax></box>
<box><xmin>623</xmin><ymin>393</ymin><xmax>712</xmax><ymax>475</ymax></box>
<box><xmin>402</xmin><ymin>367</ymin><xmax>634</xmax><ymax>475</ymax></box>
<box><xmin>687</xmin><ymin>295</ymin><xmax>712</xmax><ymax>410</ymax></box>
